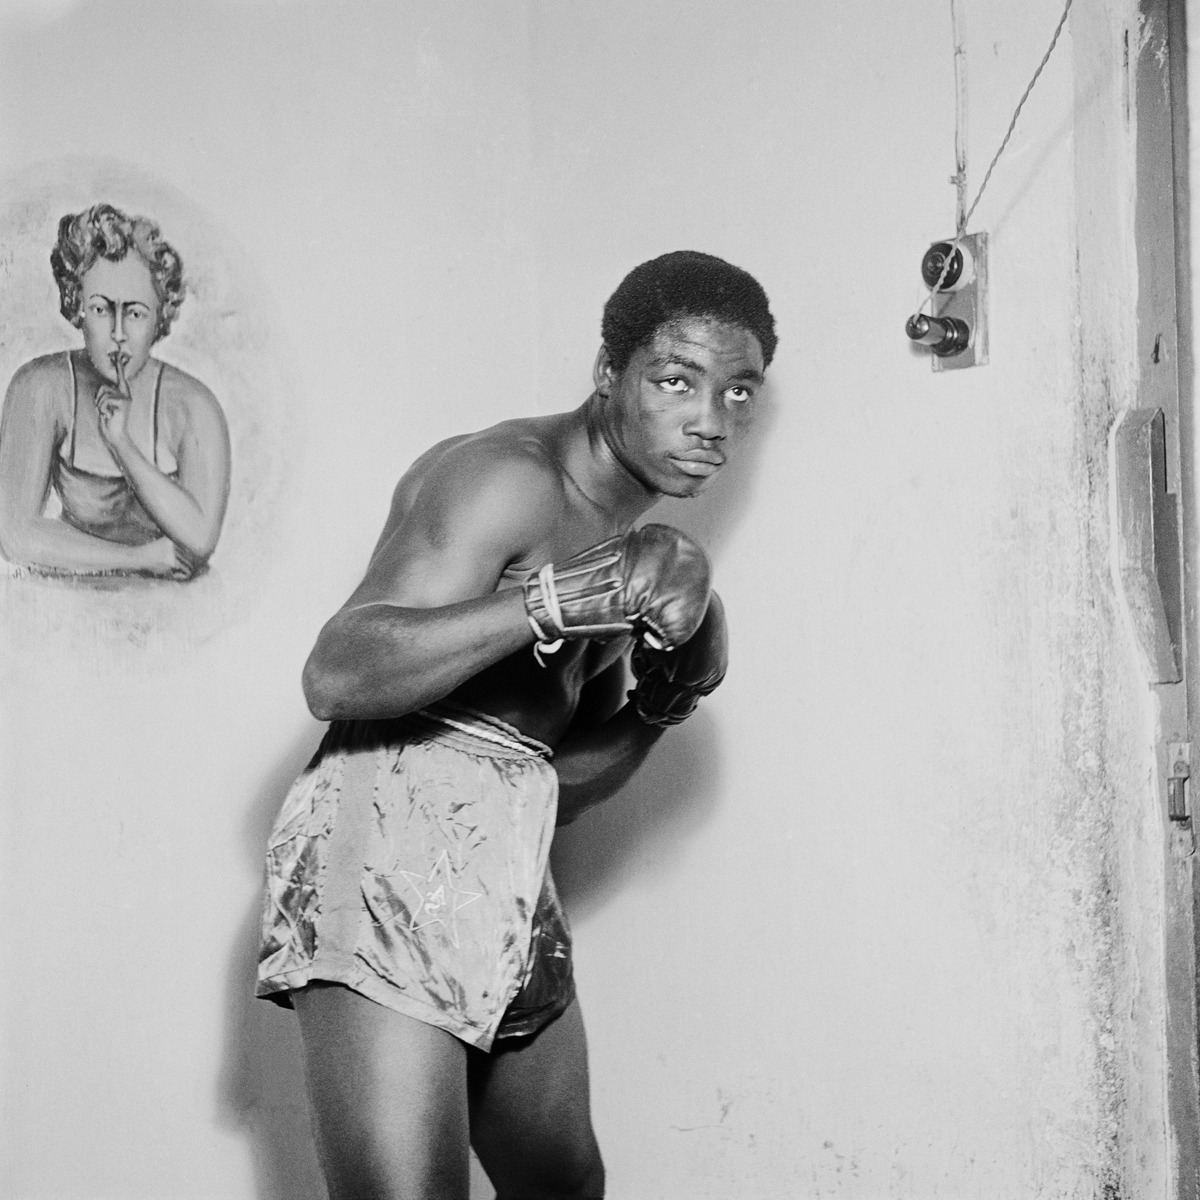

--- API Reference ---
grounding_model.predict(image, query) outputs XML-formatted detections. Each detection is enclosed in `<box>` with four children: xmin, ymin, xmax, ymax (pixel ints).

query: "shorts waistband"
<box><xmin>411</xmin><ymin>702</ymin><xmax>554</xmax><ymax>760</ymax></box>
<box><xmin>317</xmin><ymin>706</ymin><xmax>554</xmax><ymax>766</ymax></box>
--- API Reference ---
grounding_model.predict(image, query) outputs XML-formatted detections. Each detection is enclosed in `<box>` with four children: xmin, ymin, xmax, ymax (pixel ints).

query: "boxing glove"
<box><xmin>523</xmin><ymin>524</ymin><xmax>711</xmax><ymax>652</ymax></box>
<box><xmin>629</xmin><ymin>592</ymin><xmax>728</xmax><ymax>727</ymax></box>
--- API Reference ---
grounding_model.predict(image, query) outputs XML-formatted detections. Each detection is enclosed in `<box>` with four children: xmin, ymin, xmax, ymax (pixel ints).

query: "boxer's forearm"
<box><xmin>303</xmin><ymin>589</ymin><xmax>534</xmax><ymax>720</ymax></box>
<box><xmin>553</xmin><ymin>704</ymin><xmax>664</xmax><ymax>825</ymax></box>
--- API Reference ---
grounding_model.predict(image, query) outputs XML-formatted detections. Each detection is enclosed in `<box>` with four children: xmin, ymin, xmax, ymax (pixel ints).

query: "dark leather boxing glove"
<box><xmin>523</xmin><ymin>524</ymin><xmax>711</xmax><ymax>653</ymax></box>
<box><xmin>629</xmin><ymin>592</ymin><xmax>728</xmax><ymax>727</ymax></box>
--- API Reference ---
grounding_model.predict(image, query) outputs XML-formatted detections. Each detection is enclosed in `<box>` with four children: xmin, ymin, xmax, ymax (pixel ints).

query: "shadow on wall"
<box><xmin>551</xmin><ymin>706</ymin><xmax>725</xmax><ymax>918</ymax></box>
<box><xmin>216</xmin><ymin>727</ymin><xmax>328</xmax><ymax>1200</ymax></box>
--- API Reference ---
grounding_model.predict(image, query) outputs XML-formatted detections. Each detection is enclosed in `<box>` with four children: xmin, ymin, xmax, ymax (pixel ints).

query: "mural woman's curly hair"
<box><xmin>50</xmin><ymin>203</ymin><xmax>186</xmax><ymax>341</ymax></box>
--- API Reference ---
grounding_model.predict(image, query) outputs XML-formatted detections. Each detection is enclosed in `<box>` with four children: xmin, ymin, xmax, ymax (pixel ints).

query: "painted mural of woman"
<box><xmin>0</xmin><ymin>203</ymin><xmax>230</xmax><ymax>579</ymax></box>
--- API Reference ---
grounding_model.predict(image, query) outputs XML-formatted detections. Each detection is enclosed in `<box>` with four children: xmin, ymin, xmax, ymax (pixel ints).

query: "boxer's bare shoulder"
<box><xmin>388</xmin><ymin>416</ymin><xmax>571</xmax><ymax>534</ymax></box>
<box><xmin>350</xmin><ymin>413</ymin><xmax>583</xmax><ymax>611</ymax></box>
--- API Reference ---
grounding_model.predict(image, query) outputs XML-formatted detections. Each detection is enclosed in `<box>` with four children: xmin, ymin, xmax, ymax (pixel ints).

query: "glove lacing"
<box><xmin>528</xmin><ymin>562</ymin><xmax>566</xmax><ymax>667</ymax></box>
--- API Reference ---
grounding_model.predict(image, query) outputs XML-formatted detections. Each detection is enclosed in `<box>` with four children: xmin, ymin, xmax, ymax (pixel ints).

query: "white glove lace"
<box><xmin>530</xmin><ymin>562</ymin><xmax>565</xmax><ymax>667</ymax></box>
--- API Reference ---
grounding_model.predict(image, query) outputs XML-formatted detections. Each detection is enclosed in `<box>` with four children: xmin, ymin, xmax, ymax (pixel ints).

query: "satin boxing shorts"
<box><xmin>255</xmin><ymin>703</ymin><xmax>574</xmax><ymax>1050</ymax></box>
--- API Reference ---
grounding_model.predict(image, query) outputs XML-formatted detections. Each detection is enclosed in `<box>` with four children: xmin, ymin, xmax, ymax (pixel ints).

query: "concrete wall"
<box><xmin>0</xmin><ymin>1</ymin><xmax>1179</xmax><ymax>1197</ymax></box>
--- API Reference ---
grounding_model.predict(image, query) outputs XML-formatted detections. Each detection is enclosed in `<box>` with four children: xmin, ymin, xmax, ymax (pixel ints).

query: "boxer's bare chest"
<box><xmin>456</xmin><ymin>468</ymin><xmax>633</xmax><ymax>742</ymax></box>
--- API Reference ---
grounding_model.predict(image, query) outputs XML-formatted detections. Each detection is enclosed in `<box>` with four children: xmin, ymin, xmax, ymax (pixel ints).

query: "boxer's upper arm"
<box><xmin>343</xmin><ymin>443</ymin><xmax>560</xmax><ymax>611</ymax></box>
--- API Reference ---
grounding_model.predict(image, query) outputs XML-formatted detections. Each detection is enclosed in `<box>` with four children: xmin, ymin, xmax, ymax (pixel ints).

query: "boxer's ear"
<box><xmin>593</xmin><ymin>344</ymin><xmax>616</xmax><ymax>397</ymax></box>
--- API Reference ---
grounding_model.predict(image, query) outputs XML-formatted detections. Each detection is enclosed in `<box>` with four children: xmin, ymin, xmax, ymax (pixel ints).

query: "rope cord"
<box><xmin>951</xmin><ymin>0</ymin><xmax>968</xmax><ymax>232</ymax></box>
<box><xmin>917</xmin><ymin>0</ymin><xmax>1075</xmax><ymax>318</ymax></box>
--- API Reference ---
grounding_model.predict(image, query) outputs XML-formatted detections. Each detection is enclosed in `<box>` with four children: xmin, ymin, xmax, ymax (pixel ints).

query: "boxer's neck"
<box><xmin>555</xmin><ymin>393</ymin><xmax>659</xmax><ymax>527</ymax></box>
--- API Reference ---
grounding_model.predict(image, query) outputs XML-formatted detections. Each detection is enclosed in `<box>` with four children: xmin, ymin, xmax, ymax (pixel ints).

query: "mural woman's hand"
<box><xmin>95</xmin><ymin>384</ymin><xmax>133</xmax><ymax>450</ymax></box>
<box><xmin>140</xmin><ymin>537</ymin><xmax>196</xmax><ymax>581</ymax></box>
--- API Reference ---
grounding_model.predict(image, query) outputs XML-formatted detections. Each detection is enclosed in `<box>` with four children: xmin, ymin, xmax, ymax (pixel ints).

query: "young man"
<box><xmin>257</xmin><ymin>251</ymin><xmax>777</xmax><ymax>1200</ymax></box>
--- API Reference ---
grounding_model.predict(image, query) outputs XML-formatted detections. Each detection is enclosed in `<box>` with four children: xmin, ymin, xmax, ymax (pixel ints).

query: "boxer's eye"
<box><xmin>657</xmin><ymin>377</ymin><xmax>689</xmax><ymax>394</ymax></box>
<box><xmin>726</xmin><ymin>386</ymin><xmax>753</xmax><ymax>403</ymax></box>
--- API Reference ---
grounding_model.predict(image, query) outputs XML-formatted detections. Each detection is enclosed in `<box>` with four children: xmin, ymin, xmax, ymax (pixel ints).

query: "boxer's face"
<box><xmin>595</xmin><ymin>316</ymin><xmax>765</xmax><ymax>499</ymax></box>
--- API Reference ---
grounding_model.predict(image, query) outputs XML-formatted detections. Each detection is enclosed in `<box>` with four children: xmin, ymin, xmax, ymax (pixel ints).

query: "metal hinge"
<box><xmin>1168</xmin><ymin>742</ymin><xmax>1191</xmax><ymax>821</ymax></box>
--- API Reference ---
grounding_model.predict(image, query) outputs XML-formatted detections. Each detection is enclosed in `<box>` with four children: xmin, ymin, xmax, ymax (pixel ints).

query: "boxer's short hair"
<box><xmin>602</xmin><ymin>250</ymin><xmax>777</xmax><ymax>371</ymax></box>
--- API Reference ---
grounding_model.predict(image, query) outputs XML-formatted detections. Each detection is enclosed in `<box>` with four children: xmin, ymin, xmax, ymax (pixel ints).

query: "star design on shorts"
<box><xmin>399</xmin><ymin>851</ymin><xmax>482</xmax><ymax>949</ymax></box>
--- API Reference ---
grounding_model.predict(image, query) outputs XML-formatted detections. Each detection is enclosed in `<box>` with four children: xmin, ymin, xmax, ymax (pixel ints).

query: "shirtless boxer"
<box><xmin>256</xmin><ymin>250</ymin><xmax>777</xmax><ymax>1200</ymax></box>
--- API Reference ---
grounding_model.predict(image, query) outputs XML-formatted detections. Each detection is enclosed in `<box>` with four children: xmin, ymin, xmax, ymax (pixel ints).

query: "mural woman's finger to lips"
<box><xmin>115</xmin><ymin>351</ymin><xmax>131</xmax><ymax>397</ymax></box>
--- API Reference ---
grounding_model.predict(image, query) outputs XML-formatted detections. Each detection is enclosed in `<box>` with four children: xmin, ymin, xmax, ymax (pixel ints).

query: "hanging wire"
<box><xmin>951</xmin><ymin>0</ymin><xmax>968</xmax><ymax>233</ymax></box>
<box><xmin>917</xmin><ymin>0</ymin><xmax>1076</xmax><ymax>318</ymax></box>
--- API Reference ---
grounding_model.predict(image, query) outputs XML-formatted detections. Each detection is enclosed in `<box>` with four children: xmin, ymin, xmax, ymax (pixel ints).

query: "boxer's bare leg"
<box><xmin>293</xmin><ymin>982</ymin><xmax>470</xmax><ymax>1200</ymax></box>
<box><xmin>468</xmin><ymin>999</ymin><xmax>604</xmax><ymax>1200</ymax></box>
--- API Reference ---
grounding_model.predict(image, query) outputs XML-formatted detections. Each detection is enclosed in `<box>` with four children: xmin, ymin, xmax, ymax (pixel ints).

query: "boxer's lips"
<box><xmin>670</xmin><ymin>453</ymin><xmax>724</xmax><ymax>477</ymax></box>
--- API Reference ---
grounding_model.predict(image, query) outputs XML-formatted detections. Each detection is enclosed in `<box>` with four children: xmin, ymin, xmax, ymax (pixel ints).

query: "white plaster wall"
<box><xmin>0</xmin><ymin>1</ymin><xmax>1174</xmax><ymax>1198</ymax></box>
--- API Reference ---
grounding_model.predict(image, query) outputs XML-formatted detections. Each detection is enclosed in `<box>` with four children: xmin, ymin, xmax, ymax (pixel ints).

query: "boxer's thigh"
<box><xmin>293</xmin><ymin>982</ymin><xmax>471</xmax><ymax>1200</ymax></box>
<box><xmin>468</xmin><ymin>999</ymin><xmax>604</xmax><ymax>1200</ymax></box>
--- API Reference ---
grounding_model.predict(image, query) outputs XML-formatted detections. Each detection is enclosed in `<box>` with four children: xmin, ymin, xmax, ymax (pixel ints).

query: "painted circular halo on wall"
<box><xmin>0</xmin><ymin>158</ymin><xmax>301</xmax><ymax>663</ymax></box>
